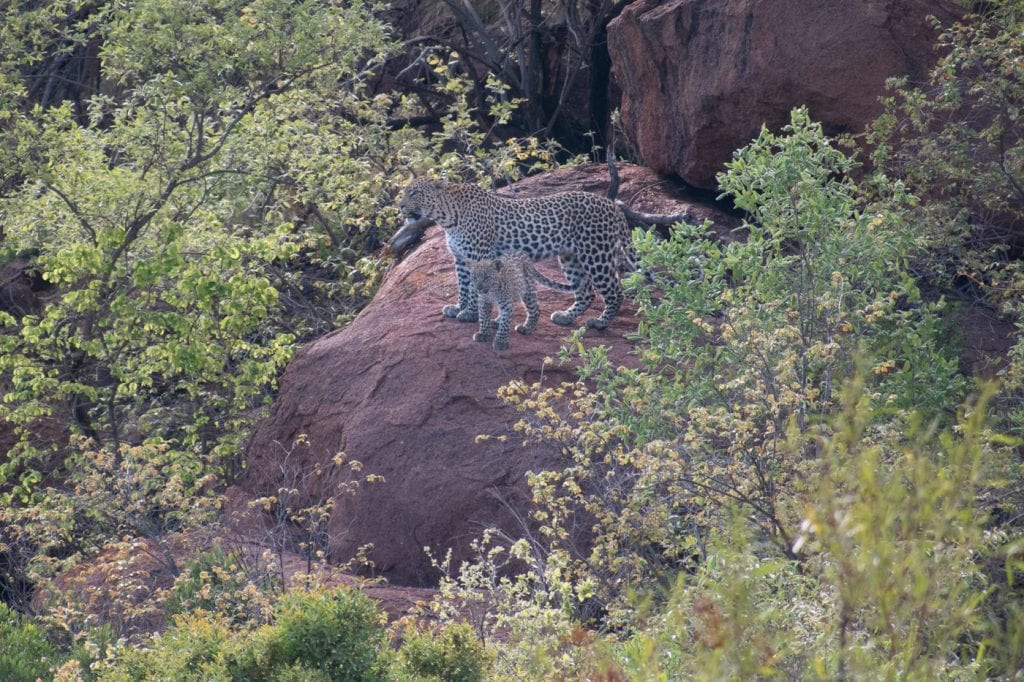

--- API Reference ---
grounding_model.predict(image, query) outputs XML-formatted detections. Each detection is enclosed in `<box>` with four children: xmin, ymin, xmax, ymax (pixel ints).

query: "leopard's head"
<box><xmin>399</xmin><ymin>178</ymin><xmax>448</xmax><ymax>222</ymax></box>
<box><xmin>468</xmin><ymin>258</ymin><xmax>503</xmax><ymax>294</ymax></box>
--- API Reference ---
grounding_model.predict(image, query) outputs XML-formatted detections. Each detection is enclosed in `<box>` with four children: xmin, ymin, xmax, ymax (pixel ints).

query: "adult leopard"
<box><xmin>399</xmin><ymin>178</ymin><xmax>636</xmax><ymax>330</ymax></box>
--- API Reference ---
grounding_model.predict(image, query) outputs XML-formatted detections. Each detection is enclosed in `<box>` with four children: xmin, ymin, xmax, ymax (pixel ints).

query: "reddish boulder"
<box><xmin>239</xmin><ymin>165</ymin><xmax>733</xmax><ymax>586</ymax></box>
<box><xmin>607</xmin><ymin>0</ymin><xmax>963</xmax><ymax>189</ymax></box>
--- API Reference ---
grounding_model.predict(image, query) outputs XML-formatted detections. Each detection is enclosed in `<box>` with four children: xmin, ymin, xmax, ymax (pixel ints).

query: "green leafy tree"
<box><xmin>869</xmin><ymin>1</ymin><xmax>1024</xmax><ymax>436</ymax></box>
<box><xmin>0</xmin><ymin>0</ymin><xmax>398</xmax><ymax>500</ymax></box>
<box><xmin>0</xmin><ymin>1</ymin><xmax>559</xmax><ymax>506</ymax></box>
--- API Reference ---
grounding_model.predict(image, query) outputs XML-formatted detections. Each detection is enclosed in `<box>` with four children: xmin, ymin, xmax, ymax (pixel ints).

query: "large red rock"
<box><xmin>239</xmin><ymin>165</ymin><xmax>736</xmax><ymax>586</ymax></box>
<box><xmin>607</xmin><ymin>0</ymin><xmax>963</xmax><ymax>189</ymax></box>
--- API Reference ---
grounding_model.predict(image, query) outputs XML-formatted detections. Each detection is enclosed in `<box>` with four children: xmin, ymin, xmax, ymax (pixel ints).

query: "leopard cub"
<box><xmin>469</xmin><ymin>252</ymin><xmax>575</xmax><ymax>351</ymax></box>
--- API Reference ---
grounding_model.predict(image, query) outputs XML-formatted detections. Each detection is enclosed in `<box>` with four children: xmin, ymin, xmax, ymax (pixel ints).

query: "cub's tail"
<box><xmin>523</xmin><ymin>260</ymin><xmax>579</xmax><ymax>293</ymax></box>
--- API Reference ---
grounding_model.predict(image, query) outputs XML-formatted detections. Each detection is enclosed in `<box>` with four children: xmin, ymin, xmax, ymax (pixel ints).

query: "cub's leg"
<box><xmin>550</xmin><ymin>254</ymin><xmax>595</xmax><ymax>325</ymax></box>
<box><xmin>473</xmin><ymin>295</ymin><xmax>495</xmax><ymax>343</ymax></box>
<box><xmin>444</xmin><ymin>255</ymin><xmax>480</xmax><ymax>322</ymax></box>
<box><xmin>492</xmin><ymin>300</ymin><xmax>515</xmax><ymax>350</ymax></box>
<box><xmin>516</xmin><ymin>282</ymin><xmax>540</xmax><ymax>335</ymax></box>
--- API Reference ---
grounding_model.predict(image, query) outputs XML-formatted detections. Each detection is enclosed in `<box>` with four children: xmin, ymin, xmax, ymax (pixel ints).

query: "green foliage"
<box><xmin>396</xmin><ymin>50</ymin><xmax>563</xmax><ymax>184</ymax></box>
<box><xmin>0</xmin><ymin>0</ymin><xmax>396</xmax><ymax>500</ymax></box>
<box><xmin>99</xmin><ymin>613</ymin><xmax>236</xmax><ymax>682</ymax></box>
<box><xmin>52</xmin><ymin>438</ymin><xmax>218</xmax><ymax>553</ymax></box>
<box><xmin>266</xmin><ymin>664</ymin><xmax>333</xmax><ymax>682</ymax></box>
<box><xmin>98</xmin><ymin>586</ymin><xmax>394</xmax><ymax>681</ymax></box>
<box><xmin>869</xmin><ymin>2</ymin><xmax>1024</xmax><ymax>437</ymax></box>
<box><xmin>393</xmin><ymin>623</ymin><xmax>489</xmax><ymax>682</ymax></box>
<box><xmin>869</xmin><ymin>1</ymin><xmax>1024</xmax><ymax>281</ymax></box>
<box><xmin>426</xmin><ymin>530</ymin><xmax>592</xmax><ymax>679</ymax></box>
<box><xmin>613</xmin><ymin>387</ymin><xmax>1013</xmax><ymax>679</ymax></box>
<box><xmin>616</xmin><ymin>521</ymin><xmax>825</xmax><ymax>680</ymax></box>
<box><xmin>0</xmin><ymin>0</ymin><xmax>561</xmax><ymax>507</ymax></box>
<box><xmin>0</xmin><ymin>438</ymin><xmax>221</xmax><ymax>637</ymax></box>
<box><xmin>797</xmin><ymin>383</ymin><xmax>996</xmax><ymax>678</ymax></box>
<box><xmin>496</xmin><ymin>109</ymin><xmax>968</xmax><ymax>623</ymax></box>
<box><xmin>0</xmin><ymin>602</ymin><xmax>58</xmax><ymax>682</ymax></box>
<box><xmin>429</xmin><ymin>108</ymin><xmax>1023</xmax><ymax>679</ymax></box>
<box><xmin>235</xmin><ymin>587</ymin><xmax>388</xmax><ymax>682</ymax></box>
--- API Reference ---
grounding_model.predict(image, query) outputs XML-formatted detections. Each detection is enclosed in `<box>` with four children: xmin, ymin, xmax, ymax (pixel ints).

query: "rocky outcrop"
<box><xmin>238</xmin><ymin>164</ymin><xmax>739</xmax><ymax>586</ymax></box>
<box><xmin>607</xmin><ymin>0</ymin><xmax>963</xmax><ymax>189</ymax></box>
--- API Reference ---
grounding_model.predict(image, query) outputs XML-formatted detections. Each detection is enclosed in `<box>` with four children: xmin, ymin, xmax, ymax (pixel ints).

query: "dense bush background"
<box><xmin>0</xmin><ymin>0</ymin><xmax>1022</xmax><ymax>679</ymax></box>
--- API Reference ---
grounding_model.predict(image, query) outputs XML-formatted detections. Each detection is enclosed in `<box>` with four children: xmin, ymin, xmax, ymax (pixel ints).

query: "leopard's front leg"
<box><xmin>473</xmin><ymin>294</ymin><xmax>495</xmax><ymax>343</ymax></box>
<box><xmin>491</xmin><ymin>300</ymin><xmax>514</xmax><ymax>351</ymax></box>
<box><xmin>442</xmin><ymin>255</ymin><xmax>479</xmax><ymax>322</ymax></box>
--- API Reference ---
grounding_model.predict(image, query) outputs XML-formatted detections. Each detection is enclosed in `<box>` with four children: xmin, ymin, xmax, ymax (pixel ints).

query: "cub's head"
<box><xmin>399</xmin><ymin>178</ymin><xmax>448</xmax><ymax>222</ymax></box>
<box><xmin>468</xmin><ymin>258</ymin><xmax>504</xmax><ymax>294</ymax></box>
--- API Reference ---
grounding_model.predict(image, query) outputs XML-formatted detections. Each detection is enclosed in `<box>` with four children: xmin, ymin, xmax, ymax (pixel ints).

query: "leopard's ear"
<box><xmin>492</xmin><ymin>258</ymin><xmax>503</xmax><ymax>271</ymax></box>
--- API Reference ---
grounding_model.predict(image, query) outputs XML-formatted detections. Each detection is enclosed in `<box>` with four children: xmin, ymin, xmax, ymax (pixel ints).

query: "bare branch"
<box><xmin>44</xmin><ymin>183</ymin><xmax>97</xmax><ymax>243</ymax></box>
<box><xmin>440</xmin><ymin>0</ymin><xmax>519</xmax><ymax>88</ymax></box>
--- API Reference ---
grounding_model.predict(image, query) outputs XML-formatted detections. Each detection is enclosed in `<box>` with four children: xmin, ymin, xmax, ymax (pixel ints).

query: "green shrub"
<box><xmin>231</xmin><ymin>587</ymin><xmax>388</xmax><ymax>682</ymax></box>
<box><xmin>0</xmin><ymin>602</ymin><xmax>57</xmax><ymax>682</ymax></box>
<box><xmin>98</xmin><ymin>613</ymin><xmax>234</xmax><ymax>681</ymax></box>
<box><xmin>869</xmin><ymin>1</ymin><xmax>1024</xmax><ymax>438</ymax></box>
<box><xmin>605</xmin><ymin>384</ymin><xmax>1015</xmax><ymax>679</ymax></box>
<box><xmin>394</xmin><ymin>623</ymin><xmax>490</xmax><ymax>682</ymax></box>
<box><xmin>616</xmin><ymin>519</ymin><xmax>825</xmax><ymax>680</ymax></box>
<box><xmin>869</xmin><ymin>1</ymin><xmax>1024</xmax><ymax>292</ymax></box>
<box><xmin>94</xmin><ymin>583</ymin><xmax>390</xmax><ymax>680</ymax></box>
<box><xmin>498</xmin><ymin>108</ymin><xmax>969</xmax><ymax>621</ymax></box>
<box><xmin>266</xmin><ymin>663</ymin><xmax>332</xmax><ymax>682</ymax></box>
<box><xmin>800</xmin><ymin>383</ymin><xmax>995</xmax><ymax>677</ymax></box>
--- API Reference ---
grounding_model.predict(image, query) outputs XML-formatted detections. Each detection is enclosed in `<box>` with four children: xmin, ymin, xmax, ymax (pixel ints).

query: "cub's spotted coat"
<box><xmin>469</xmin><ymin>252</ymin><xmax>576</xmax><ymax>350</ymax></box>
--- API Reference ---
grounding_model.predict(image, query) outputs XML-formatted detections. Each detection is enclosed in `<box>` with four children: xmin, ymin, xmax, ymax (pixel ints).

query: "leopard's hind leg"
<box><xmin>585</xmin><ymin>260</ymin><xmax>624</xmax><ymax>330</ymax></box>
<box><xmin>550</xmin><ymin>254</ymin><xmax>595</xmax><ymax>326</ymax></box>
<box><xmin>516</xmin><ymin>283</ymin><xmax>540</xmax><ymax>335</ymax></box>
